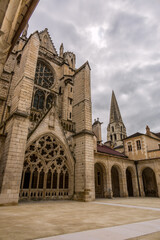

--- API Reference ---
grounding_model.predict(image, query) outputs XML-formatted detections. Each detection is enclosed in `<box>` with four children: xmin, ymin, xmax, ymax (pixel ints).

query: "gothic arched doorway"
<box><xmin>142</xmin><ymin>167</ymin><xmax>158</xmax><ymax>197</ymax></box>
<box><xmin>126</xmin><ymin>168</ymin><xmax>133</xmax><ymax>197</ymax></box>
<box><xmin>111</xmin><ymin>166</ymin><xmax>120</xmax><ymax>197</ymax></box>
<box><xmin>20</xmin><ymin>134</ymin><xmax>73</xmax><ymax>201</ymax></box>
<box><xmin>95</xmin><ymin>163</ymin><xmax>104</xmax><ymax>198</ymax></box>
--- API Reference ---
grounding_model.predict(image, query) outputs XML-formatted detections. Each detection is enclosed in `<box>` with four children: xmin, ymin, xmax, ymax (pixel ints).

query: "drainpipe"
<box><xmin>134</xmin><ymin>161</ymin><xmax>141</xmax><ymax>197</ymax></box>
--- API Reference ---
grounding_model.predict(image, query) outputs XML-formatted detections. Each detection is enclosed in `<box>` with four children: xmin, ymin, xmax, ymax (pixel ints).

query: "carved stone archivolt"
<box><xmin>20</xmin><ymin>134</ymin><xmax>71</xmax><ymax>200</ymax></box>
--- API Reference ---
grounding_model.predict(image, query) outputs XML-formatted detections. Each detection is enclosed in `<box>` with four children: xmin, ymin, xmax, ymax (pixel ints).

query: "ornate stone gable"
<box><xmin>39</xmin><ymin>28</ymin><xmax>57</xmax><ymax>55</ymax></box>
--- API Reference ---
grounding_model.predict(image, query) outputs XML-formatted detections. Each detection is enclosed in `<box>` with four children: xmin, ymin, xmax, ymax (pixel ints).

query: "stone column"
<box><xmin>106</xmin><ymin>167</ymin><xmax>113</xmax><ymax>198</ymax></box>
<box><xmin>132</xmin><ymin>174</ymin><xmax>139</xmax><ymax>197</ymax></box>
<box><xmin>121</xmin><ymin>170</ymin><xmax>128</xmax><ymax>197</ymax></box>
<box><xmin>138</xmin><ymin>172</ymin><xmax>145</xmax><ymax>197</ymax></box>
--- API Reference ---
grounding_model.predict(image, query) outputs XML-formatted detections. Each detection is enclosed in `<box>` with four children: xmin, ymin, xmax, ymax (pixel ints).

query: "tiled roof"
<box><xmin>114</xmin><ymin>145</ymin><xmax>123</xmax><ymax>149</ymax></box>
<box><xmin>97</xmin><ymin>144</ymin><xmax>127</xmax><ymax>158</ymax></box>
<box><xmin>124</xmin><ymin>132</ymin><xmax>143</xmax><ymax>140</ymax></box>
<box><xmin>153</xmin><ymin>132</ymin><xmax>160</xmax><ymax>138</ymax></box>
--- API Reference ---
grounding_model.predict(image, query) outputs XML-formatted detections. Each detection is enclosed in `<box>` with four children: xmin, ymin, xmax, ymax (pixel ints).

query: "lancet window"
<box><xmin>20</xmin><ymin>134</ymin><xmax>70</xmax><ymax>200</ymax></box>
<box><xmin>33</xmin><ymin>89</ymin><xmax>45</xmax><ymax>110</ymax></box>
<box><xmin>30</xmin><ymin>60</ymin><xmax>56</xmax><ymax>125</ymax></box>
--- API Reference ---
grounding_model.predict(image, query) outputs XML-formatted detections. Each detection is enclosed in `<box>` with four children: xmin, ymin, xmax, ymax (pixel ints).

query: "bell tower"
<box><xmin>107</xmin><ymin>91</ymin><xmax>127</xmax><ymax>147</ymax></box>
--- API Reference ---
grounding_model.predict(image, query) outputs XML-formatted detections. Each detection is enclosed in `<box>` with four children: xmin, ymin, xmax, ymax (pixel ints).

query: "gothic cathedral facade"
<box><xmin>0</xmin><ymin>28</ymin><xmax>160</xmax><ymax>205</ymax></box>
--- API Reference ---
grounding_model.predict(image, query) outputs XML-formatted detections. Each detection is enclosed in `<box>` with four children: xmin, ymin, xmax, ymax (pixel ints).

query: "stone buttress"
<box><xmin>72</xmin><ymin>62</ymin><xmax>95</xmax><ymax>201</ymax></box>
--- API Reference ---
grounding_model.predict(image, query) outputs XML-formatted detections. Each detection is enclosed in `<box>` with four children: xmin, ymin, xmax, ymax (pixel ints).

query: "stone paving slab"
<box><xmin>97</xmin><ymin>197</ymin><xmax>160</xmax><ymax>208</ymax></box>
<box><xmin>37</xmin><ymin>219</ymin><xmax>160</xmax><ymax>240</ymax></box>
<box><xmin>93</xmin><ymin>201</ymin><xmax>160</xmax><ymax>211</ymax></box>
<box><xmin>0</xmin><ymin>199</ymin><xmax>160</xmax><ymax>240</ymax></box>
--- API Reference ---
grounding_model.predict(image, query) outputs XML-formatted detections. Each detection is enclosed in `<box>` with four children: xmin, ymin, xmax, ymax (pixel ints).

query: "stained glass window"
<box><xmin>35</xmin><ymin>61</ymin><xmax>54</xmax><ymax>89</ymax></box>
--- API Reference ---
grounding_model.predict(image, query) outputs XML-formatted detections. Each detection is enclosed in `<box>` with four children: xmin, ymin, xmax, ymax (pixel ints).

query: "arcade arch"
<box><xmin>142</xmin><ymin>167</ymin><xmax>158</xmax><ymax>197</ymax></box>
<box><xmin>111</xmin><ymin>165</ymin><xmax>122</xmax><ymax>197</ymax></box>
<box><xmin>94</xmin><ymin>162</ymin><xmax>106</xmax><ymax>198</ymax></box>
<box><xmin>126</xmin><ymin>167</ymin><xmax>133</xmax><ymax>197</ymax></box>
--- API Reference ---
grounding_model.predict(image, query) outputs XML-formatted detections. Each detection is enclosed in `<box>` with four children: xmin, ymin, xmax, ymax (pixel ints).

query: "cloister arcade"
<box><xmin>94</xmin><ymin>159</ymin><xmax>159</xmax><ymax>199</ymax></box>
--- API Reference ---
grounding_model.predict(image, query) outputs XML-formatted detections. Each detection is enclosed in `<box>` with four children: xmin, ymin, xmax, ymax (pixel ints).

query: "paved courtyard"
<box><xmin>0</xmin><ymin>198</ymin><xmax>160</xmax><ymax>240</ymax></box>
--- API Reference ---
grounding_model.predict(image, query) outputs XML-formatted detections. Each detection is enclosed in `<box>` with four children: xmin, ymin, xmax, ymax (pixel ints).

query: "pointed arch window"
<box><xmin>23</xmin><ymin>168</ymin><xmax>31</xmax><ymax>189</ymax></box>
<box><xmin>35</xmin><ymin>61</ymin><xmax>54</xmax><ymax>89</ymax></box>
<box><xmin>53</xmin><ymin>171</ymin><xmax>57</xmax><ymax>189</ymax></box>
<box><xmin>59</xmin><ymin>171</ymin><xmax>64</xmax><ymax>189</ymax></box>
<box><xmin>39</xmin><ymin>170</ymin><xmax>44</xmax><ymax>189</ymax></box>
<box><xmin>33</xmin><ymin>89</ymin><xmax>45</xmax><ymax>110</ymax></box>
<box><xmin>46</xmin><ymin>94</ymin><xmax>53</xmax><ymax>109</ymax></box>
<box><xmin>47</xmin><ymin>169</ymin><xmax>52</xmax><ymax>189</ymax></box>
<box><xmin>31</xmin><ymin>168</ymin><xmax>38</xmax><ymax>189</ymax></box>
<box><xmin>65</xmin><ymin>171</ymin><xmax>69</xmax><ymax>189</ymax></box>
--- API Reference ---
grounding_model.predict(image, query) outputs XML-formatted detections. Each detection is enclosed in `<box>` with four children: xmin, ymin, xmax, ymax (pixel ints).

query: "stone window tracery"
<box><xmin>20</xmin><ymin>134</ymin><xmax>70</xmax><ymax>200</ymax></box>
<box><xmin>33</xmin><ymin>89</ymin><xmax>45</xmax><ymax>110</ymax></box>
<box><xmin>30</xmin><ymin>61</ymin><xmax>56</xmax><ymax>127</ymax></box>
<box><xmin>35</xmin><ymin>61</ymin><xmax>54</xmax><ymax>89</ymax></box>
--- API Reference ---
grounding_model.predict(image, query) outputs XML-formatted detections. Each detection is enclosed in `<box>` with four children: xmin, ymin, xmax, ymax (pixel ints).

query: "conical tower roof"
<box><xmin>109</xmin><ymin>91</ymin><xmax>122</xmax><ymax>123</ymax></box>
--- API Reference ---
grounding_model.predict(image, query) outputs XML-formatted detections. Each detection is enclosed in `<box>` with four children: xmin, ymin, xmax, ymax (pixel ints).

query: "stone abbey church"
<box><xmin>0</xmin><ymin>27</ymin><xmax>160</xmax><ymax>205</ymax></box>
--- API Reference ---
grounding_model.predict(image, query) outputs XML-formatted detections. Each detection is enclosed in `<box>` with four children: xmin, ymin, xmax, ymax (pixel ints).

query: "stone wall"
<box><xmin>0</xmin><ymin>33</ymin><xmax>40</xmax><ymax>204</ymax></box>
<box><xmin>73</xmin><ymin>62</ymin><xmax>95</xmax><ymax>201</ymax></box>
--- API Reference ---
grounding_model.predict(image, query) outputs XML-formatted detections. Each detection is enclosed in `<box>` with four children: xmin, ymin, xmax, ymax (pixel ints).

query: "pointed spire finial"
<box><xmin>59</xmin><ymin>43</ymin><xmax>64</xmax><ymax>58</ymax></box>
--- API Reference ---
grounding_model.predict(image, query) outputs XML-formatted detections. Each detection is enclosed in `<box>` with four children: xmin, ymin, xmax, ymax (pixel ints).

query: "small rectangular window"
<box><xmin>136</xmin><ymin>140</ymin><xmax>141</xmax><ymax>150</ymax></box>
<box><xmin>128</xmin><ymin>143</ymin><xmax>132</xmax><ymax>152</ymax></box>
<box><xmin>114</xmin><ymin>134</ymin><xmax>117</xmax><ymax>141</ymax></box>
<box><xmin>69</xmin><ymin>98</ymin><xmax>72</xmax><ymax>105</ymax></box>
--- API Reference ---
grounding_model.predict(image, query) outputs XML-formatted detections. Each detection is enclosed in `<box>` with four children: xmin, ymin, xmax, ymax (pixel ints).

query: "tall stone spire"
<box><xmin>107</xmin><ymin>91</ymin><xmax>127</xmax><ymax>147</ymax></box>
<box><xmin>110</xmin><ymin>90</ymin><xmax>122</xmax><ymax>123</ymax></box>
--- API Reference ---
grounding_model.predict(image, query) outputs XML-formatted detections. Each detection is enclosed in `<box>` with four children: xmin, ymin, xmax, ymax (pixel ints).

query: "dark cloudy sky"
<box><xmin>28</xmin><ymin>0</ymin><xmax>160</xmax><ymax>142</ymax></box>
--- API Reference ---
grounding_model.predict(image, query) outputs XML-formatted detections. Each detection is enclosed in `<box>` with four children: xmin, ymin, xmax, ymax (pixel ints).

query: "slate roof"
<box><xmin>152</xmin><ymin>132</ymin><xmax>160</xmax><ymax>138</ymax></box>
<box><xmin>124</xmin><ymin>131</ymin><xmax>160</xmax><ymax>141</ymax></box>
<box><xmin>97</xmin><ymin>144</ymin><xmax>127</xmax><ymax>158</ymax></box>
<box><xmin>124</xmin><ymin>132</ymin><xmax>143</xmax><ymax>140</ymax></box>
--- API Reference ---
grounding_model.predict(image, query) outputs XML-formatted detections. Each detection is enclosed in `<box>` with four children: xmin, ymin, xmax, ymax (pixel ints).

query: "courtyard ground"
<box><xmin>0</xmin><ymin>198</ymin><xmax>160</xmax><ymax>240</ymax></box>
